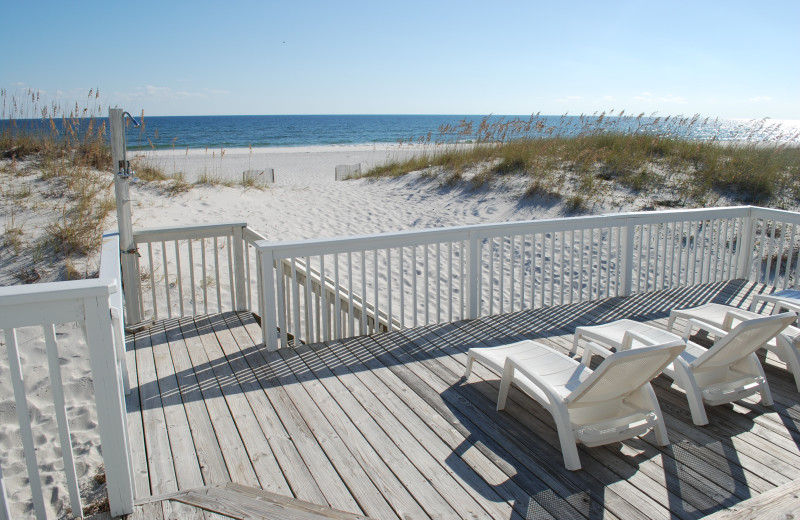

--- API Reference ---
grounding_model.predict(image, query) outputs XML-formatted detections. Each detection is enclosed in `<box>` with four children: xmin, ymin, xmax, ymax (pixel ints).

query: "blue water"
<box><xmin>119</xmin><ymin>114</ymin><xmax>800</xmax><ymax>150</ymax></box>
<box><xmin>3</xmin><ymin>114</ymin><xmax>799</xmax><ymax>150</ymax></box>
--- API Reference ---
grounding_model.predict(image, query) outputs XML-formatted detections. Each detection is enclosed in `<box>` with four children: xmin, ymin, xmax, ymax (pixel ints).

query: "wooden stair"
<box><xmin>136</xmin><ymin>483</ymin><xmax>372</xmax><ymax>520</ymax></box>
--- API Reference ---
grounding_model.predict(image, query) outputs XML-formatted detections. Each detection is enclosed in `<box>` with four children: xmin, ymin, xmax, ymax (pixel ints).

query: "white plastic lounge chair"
<box><xmin>750</xmin><ymin>289</ymin><xmax>800</xmax><ymax>316</ymax></box>
<box><xmin>465</xmin><ymin>339</ymin><xmax>683</xmax><ymax>471</ymax></box>
<box><xmin>572</xmin><ymin>319</ymin><xmax>684</xmax><ymax>365</ymax></box>
<box><xmin>667</xmin><ymin>303</ymin><xmax>800</xmax><ymax>392</ymax></box>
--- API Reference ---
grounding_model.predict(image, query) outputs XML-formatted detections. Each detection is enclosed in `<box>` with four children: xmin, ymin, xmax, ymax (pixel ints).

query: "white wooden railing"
<box><xmin>0</xmin><ymin>233</ymin><xmax>133</xmax><ymax>519</ymax></box>
<box><xmin>255</xmin><ymin>206</ymin><xmax>800</xmax><ymax>351</ymax></box>
<box><xmin>132</xmin><ymin>222</ymin><xmax>249</xmax><ymax>321</ymax></box>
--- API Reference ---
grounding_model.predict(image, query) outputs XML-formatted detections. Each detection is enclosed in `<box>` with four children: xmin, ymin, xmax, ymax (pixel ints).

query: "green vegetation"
<box><xmin>362</xmin><ymin>113</ymin><xmax>800</xmax><ymax>212</ymax></box>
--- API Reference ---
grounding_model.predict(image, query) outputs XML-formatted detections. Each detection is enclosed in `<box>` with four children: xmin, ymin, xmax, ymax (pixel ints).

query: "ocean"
<box><xmin>119</xmin><ymin>114</ymin><xmax>800</xmax><ymax>150</ymax></box>
<box><xmin>4</xmin><ymin>114</ymin><xmax>799</xmax><ymax>150</ymax></box>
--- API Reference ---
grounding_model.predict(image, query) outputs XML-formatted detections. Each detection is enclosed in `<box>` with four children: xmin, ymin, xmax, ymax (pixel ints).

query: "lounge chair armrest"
<box><xmin>684</xmin><ymin>318</ymin><xmax>728</xmax><ymax>341</ymax></box>
<box><xmin>723</xmin><ymin>310</ymin><xmax>757</xmax><ymax>330</ymax></box>
<box><xmin>622</xmin><ymin>330</ymin><xmax>660</xmax><ymax>350</ymax></box>
<box><xmin>774</xmin><ymin>301</ymin><xmax>800</xmax><ymax>317</ymax></box>
<box><xmin>505</xmin><ymin>355</ymin><xmax>572</xmax><ymax>407</ymax></box>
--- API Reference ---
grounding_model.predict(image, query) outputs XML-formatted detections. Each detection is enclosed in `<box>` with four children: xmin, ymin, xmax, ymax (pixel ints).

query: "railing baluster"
<box><xmin>549</xmin><ymin>232</ymin><xmax>556</xmax><ymax>307</ymax></box>
<box><xmin>43</xmin><ymin>323</ymin><xmax>81</xmax><ymax>518</ymax></box>
<box><xmin>148</xmin><ymin>243</ymin><xmax>158</xmax><ymax>320</ymax></box>
<box><xmin>412</xmin><ymin>245</ymin><xmax>418</xmax><ymax>328</ymax></box>
<box><xmin>387</xmin><ymin>248</ymin><xmax>393</xmax><ymax>330</ymax></box>
<box><xmin>400</xmin><ymin>247</ymin><xmax>406</xmax><ymax>329</ymax></box>
<box><xmin>558</xmin><ymin>231</ymin><xmax>565</xmax><ymax>305</ymax></box>
<box><xmin>347</xmin><ymin>252</ymin><xmax>355</xmax><ymax>336</ymax></box>
<box><xmin>360</xmin><ymin>250</ymin><xmax>367</xmax><ymax>334</ymax></box>
<box><xmin>175</xmin><ymin>240</ymin><xmax>185</xmax><ymax>316</ymax></box>
<box><xmin>460</xmin><ymin>240</ymin><xmax>466</xmax><ymax>319</ymax></box>
<box><xmin>213</xmin><ymin>237</ymin><xmax>222</xmax><ymax>313</ymax></box>
<box><xmin>200</xmin><ymin>238</ymin><xmax>208</xmax><ymax>314</ymax></box>
<box><xmin>586</xmin><ymin>230</ymin><xmax>594</xmax><ymax>301</ymax></box>
<box><xmin>435</xmin><ymin>242</ymin><xmax>441</xmax><ymax>323</ymax></box>
<box><xmin>785</xmin><ymin>224</ymin><xmax>797</xmax><ymax>290</ymax></box>
<box><xmin>4</xmin><ymin>328</ymin><xmax>47</xmax><ymax>519</ymax></box>
<box><xmin>276</xmin><ymin>257</ymin><xmax>289</xmax><ymax>347</ymax></box>
<box><xmin>567</xmin><ymin>230</ymin><xmax>574</xmax><ymax>304</ymax></box>
<box><xmin>424</xmin><ymin>244</ymin><xmax>430</xmax><ymax>324</ymax></box>
<box><xmin>373</xmin><ymin>249</ymin><xmax>379</xmax><ymax>333</ymax></box>
<box><xmin>334</xmin><ymin>254</ymin><xmax>342</xmax><ymax>338</ymax></box>
<box><xmin>579</xmin><ymin>229</ymin><xmax>586</xmax><ymax>300</ymax></box>
<box><xmin>794</xmin><ymin>225</ymin><xmax>800</xmax><ymax>289</ymax></box>
<box><xmin>162</xmin><ymin>241</ymin><xmax>172</xmax><ymax>319</ymax></box>
<box><xmin>305</xmin><ymin>255</ymin><xmax>313</xmax><ymax>342</ymax></box>
<box><xmin>721</xmin><ymin>218</ymin><xmax>732</xmax><ymax>280</ymax></box>
<box><xmin>245</xmin><ymin>243</ymin><xmax>252</xmax><ymax>311</ymax></box>
<box><xmin>291</xmin><ymin>259</ymin><xmax>301</xmax><ymax>343</ymax></box>
<box><xmin>227</xmin><ymin>235</ymin><xmax>236</xmax><ymax>310</ymax></box>
<box><xmin>447</xmin><ymin>242</ymin><xmax>454</xmax><ymax>322</ymax></box>
<box><xmin>320</xmin><ymin>255</ymin><xmax>329</xmax><ymax>341</ymax></box>
<box><xmin>500</xmin><ymin>237</ymin><xmax>507</xmax><ymax>314</ymax></box>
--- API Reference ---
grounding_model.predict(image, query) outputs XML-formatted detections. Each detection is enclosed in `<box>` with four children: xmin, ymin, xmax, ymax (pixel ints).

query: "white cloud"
<box><xmin>749</xmin><ymin>96</ymin><xmax>772</xmax><ymax>103</ymax></box>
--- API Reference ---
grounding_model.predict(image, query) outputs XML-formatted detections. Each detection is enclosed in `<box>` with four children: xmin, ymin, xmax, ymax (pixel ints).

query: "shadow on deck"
<box><xmin>125</xmin><ymin>279</ymin><xmax>800</xmax><ymax>519</ymax></box>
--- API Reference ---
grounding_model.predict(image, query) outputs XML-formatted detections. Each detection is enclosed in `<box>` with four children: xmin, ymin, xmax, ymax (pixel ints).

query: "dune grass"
<box><xmin>1</xmin><ymin>88</ymin><xmax>120</xmax><ymax>281</ymax></box>
<box><xmin>362</xmin><ymin>113</ymin><xmax>800</xmax><ymax>211</ymax></box>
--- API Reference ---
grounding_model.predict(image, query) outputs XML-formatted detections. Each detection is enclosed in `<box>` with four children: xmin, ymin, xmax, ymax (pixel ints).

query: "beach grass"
<box><xmin>1</xmin><ymin>88</ymin><xmax>118</xmax><ymax>281</ymax></box>
<box><xmin>362</xmin><ymin>113</ymin><xmax>800</xmax><ymax>210</ymax></box>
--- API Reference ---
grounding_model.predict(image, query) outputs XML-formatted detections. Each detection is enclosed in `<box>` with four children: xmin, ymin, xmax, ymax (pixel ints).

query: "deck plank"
<box><xmin>319</xmin><ymin>336</ymin><xmax>529</xmax><ymax>520</ymax></box>
<box><xmin>162</xmin><ymin>317</ymin><xmax>231</xmax><ymax>486</ymax></box>
<box><xmin>293</xmin><ymin>341</ymin><xmax>491</xmax><ymax>519</ymax></box>
<box><xmin>127</xmin><ymin>280</ymin><xmax>800</xmax><ymax>519</ymax></box>
<box><xmin>191</xmin><ymin>314</ymin><xmax>291</xmax><ymax>495</ymax></box>
<box><xmin>224</xmin><ymin>312</ymin><xmax>366</xmax><ymax>515</ymax></box>
<box><xmin>205</xmin><ymin>312</ymin><xmax>330</xmax><ymax>506</ymax></box>
<box><xmin>135</xmin><ymin>321</ymin><xmax>178</xmax><ymax>495</ymax></box>
<box><xmin>177</xmin><ymin>316</ymin><xmax>261</xmax><ymax>487</ymax></box>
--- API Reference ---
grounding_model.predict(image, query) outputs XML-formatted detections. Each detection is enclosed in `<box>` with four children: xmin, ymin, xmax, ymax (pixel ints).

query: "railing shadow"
<box><xmin>126</xmin><ymin>279</ymin><xmax>796</xmax><ymax>517</ymax></box>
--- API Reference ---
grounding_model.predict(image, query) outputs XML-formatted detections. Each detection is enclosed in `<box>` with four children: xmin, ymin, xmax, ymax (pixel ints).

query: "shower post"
<box><xmin>109</xmin><ymin>108</ymin><xmax>143</xmax><ymax>326</ymax></box>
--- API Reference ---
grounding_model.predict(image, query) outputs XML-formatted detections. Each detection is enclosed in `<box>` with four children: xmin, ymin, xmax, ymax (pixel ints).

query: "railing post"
<box><xmin>259</xmin><ymin>245</ymin><xmax>280</xmax><ymax>351</ymax></box>
<box><xmin>83</xmin><ymin>294</ymin><xmax>134</xmax><ymax>516</ymax></box>
<box><xmin>620</xmin><ymin>219</ymin><xmax>635</xmax><ymax>296</ymax></box>
<box><xmin>232</xmin><ymin>226</ymin><xmax>247</xmax><ymax>311</ymax></box>
<box><xmin>109</xmin><ymin>108</ymin><xmax>143</xmax><ymax>326</ymax></box>
<box><xmin>737</xmin><ymin>210</ymin><xmax>756</xmax><ymax>280</ymax></box>
<box><xmin>467</xmin><ymin>231</ymin><xmax>481</xmax><ymax>319</ymax></box>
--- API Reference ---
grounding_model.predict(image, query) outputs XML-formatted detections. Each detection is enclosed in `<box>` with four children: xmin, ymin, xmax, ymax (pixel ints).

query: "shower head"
<box><xmin>122</xmin><ymin>111</ymin><xmax>141</xmax><ymax>127</ymax></box>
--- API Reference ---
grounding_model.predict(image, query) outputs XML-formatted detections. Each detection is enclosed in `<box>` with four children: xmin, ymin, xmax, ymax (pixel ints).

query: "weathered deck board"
<box><xmin>128</xmin><ymin>280</ymin><xmax>800</xmax><ymax>519</ymax></box>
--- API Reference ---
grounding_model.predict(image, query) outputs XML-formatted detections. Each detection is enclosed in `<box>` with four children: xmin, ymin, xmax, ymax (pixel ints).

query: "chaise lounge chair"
<box><xmin>667</xmin><ymin>302</ymin><xmax>800</xmax><ymax>391</ymax></box>
<box><xmin>574</xmin><ymin>312</ymin><xmax>798</xmax><ymax>426</ymax></box>
<box><xmin>464</xmin><ymin>339</ymin><xmax>683</xmax><ymax>471</ymax></box>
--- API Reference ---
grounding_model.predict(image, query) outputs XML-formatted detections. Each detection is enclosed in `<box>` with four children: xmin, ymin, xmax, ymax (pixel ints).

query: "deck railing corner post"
<box><xmin>83</xmin><ymin>294</ymin><xmax>134</xmax><ymax>516</ymax></box>
<box><xmin>232</xmin><ymin>225</ymin><xmax>247</xmax><ymax>311</ymax></box>
<box><xmin>258</xmin><ymin>244</ymin><xmax>280</xmax><ymax>351</ymax></box>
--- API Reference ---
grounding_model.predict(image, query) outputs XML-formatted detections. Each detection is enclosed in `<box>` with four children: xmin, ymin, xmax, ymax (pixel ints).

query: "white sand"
<box><xmin>129</xmin><ymin>144</ymin><xmax>630</xmax><ymax>241</ymax></box>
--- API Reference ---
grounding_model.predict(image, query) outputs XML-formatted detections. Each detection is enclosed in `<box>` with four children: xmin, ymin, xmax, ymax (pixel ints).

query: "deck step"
<box><xmin>137</xmin><ymin>483</ymin><xmax>372</xmax><ymax>520</ymax></box>
<box><xmin>703</xmin><ymin>477</ymin><xmax>800</xmax><ymax>519</ymax></box>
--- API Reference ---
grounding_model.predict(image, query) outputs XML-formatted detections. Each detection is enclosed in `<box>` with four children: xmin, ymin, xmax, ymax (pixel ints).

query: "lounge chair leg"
<box><xmin>497</xmin><ymin>361</ymin><xmax>515</xmax><ymax>411</ymax></box>
<box><xmin>644</xmin><ymin>386</ymin><xmax>670</xmax><ymax>445</ymax></box>
<box><xmin>554</xmin><ymin>414</ymin><xmax>581</xmax><ymax>471</ymax></box>
<box><xmin>464</xmin><ymin>353</ymin><xmax>474</xmax><ymax>379</ymax></box>
<box><xmin>674</xmin><ymin>362</ymin><xmax>709</xmax><ymax>426</ymax></box>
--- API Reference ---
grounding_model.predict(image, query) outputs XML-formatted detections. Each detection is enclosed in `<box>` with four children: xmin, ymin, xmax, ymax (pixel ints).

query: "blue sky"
<box><xmin>2</xmin><ymin>0</ymin><xmax>799</xmax><ymax>119</ymax></box>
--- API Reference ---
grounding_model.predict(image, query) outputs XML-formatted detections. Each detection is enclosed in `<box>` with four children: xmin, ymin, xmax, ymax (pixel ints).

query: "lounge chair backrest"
<box><xmin>566</xmin><ymin>341</ymin><xmax>684</xmax><ymax>407</ymax></box>
<box><xmin>691</xmin><ymin>312</ymin><xmax>798</xmax><ymax>371</ymax></box>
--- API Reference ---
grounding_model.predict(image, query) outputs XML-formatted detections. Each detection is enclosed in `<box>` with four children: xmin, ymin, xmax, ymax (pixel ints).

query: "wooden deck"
<box><xmin>124</xmin><ymin>280</ymin><xmax>800</xmax><ymax>519</ymax></box>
